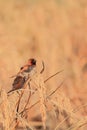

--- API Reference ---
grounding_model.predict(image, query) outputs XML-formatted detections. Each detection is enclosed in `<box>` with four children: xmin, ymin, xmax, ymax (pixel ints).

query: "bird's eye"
<box><xmin>32</xmin><ymin>59</ymin><xmax>36</xmax><ymax>65</ymax></box>
<box><xmin>20</xmin><ymin>67</ymin><xmax>23</xmax><ymax>70</ymax></box>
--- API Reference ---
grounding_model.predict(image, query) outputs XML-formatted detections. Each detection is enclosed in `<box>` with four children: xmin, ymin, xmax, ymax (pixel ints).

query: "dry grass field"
<box><xmin>0</xmin><ymin>0</ymin><xmax>87</xmax><ymax>129</ymax></box>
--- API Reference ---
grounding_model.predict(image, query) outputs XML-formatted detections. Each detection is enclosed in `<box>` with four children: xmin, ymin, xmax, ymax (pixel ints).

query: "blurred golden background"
<box><xmin>0</xmin><ymin>0</ymin><xmax>87</xmax><ymax>115</ymax></box>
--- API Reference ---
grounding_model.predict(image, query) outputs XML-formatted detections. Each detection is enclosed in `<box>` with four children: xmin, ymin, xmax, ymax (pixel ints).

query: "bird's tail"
<box><xmin>7</xmin><ymin>89</ymin><xmax>15</xmax><ymax>94</ymax></box>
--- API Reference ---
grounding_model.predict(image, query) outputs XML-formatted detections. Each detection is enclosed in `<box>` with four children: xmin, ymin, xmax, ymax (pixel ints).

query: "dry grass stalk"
<box><xmin>66</xmin><ymin>116</ymin><xmax>87</xmax><ymax>130</ymax></box>
<box><xmin>31</xmin><ymin>73</ymin><xmax>47</xmax><ymax>129</ymax></box>
<box><xmin>0</xmin><ymin>89</ymin><xmax>11</xmax><ymax>130</ymax></box>
<box><xmin>20</xmin><ymin>79</ymin><xmax>65</xmax><ymax>115</ymax></box>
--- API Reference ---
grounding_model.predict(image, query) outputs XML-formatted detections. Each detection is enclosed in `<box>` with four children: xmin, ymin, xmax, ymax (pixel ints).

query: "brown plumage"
<box><xmin>8</xmin><ymin>76</ymin><xmax>26</xmax><ymax>93</ymax></box>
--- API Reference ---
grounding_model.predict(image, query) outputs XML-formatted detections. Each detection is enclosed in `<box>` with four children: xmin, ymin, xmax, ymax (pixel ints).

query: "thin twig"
<box><xmin>47</xmin><ymin>79</ymin><xmax>66</xmax><ymax>97</ymax></box>
<box><xmin>16</xmin><ymin>91</ymin><xmax>24</xmax><ymax>113</ymax></box>
<box><xmin>21</xmin><ymin>83</ymin><xmax>32</xmax><ymax>117</ymax></box>
<box><xmin>73</xmin><ymin>103</ymin><xmax>87</xmax><ymax>113</ymax></box>
<box><xmin>55</xmin><ymin>116</ymin><xmax>69</xmax><ymax>130</ymax></box>
<box><xmin>40</xmin><ymin>61</ymin><xmax>45</xmax><ymax>74</ymax></box>
<box><xmin>44</xmin><ymin>70</ymin><xmax>64</xmax><ymax>83</ymax></box>
<box><xmin>79</xmin><ymin>122</ymin><xmax>87</xmax><ymax>128</ymax></box>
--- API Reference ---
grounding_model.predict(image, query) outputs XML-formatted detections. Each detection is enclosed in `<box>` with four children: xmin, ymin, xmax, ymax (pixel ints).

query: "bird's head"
<box><xmin>28</xmin><ymin>58</ymin><xmax>36</xmax><ymax>65</ymax></box>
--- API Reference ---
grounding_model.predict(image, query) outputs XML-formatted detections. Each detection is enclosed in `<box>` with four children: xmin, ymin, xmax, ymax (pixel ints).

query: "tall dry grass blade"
<box><xmin>0</xmin><ymin>89</ymin><xmax>11</xmax><ymax>130</ymax></box>
<box><xmin>55</xmin><ymin>116</ymin><xmax>69</xmax><ymax>130</ymax></box>
<box><xmin>66</xmin><ymin>117</ymin><xmax>87</xmax><ymax>130</ymax></box>
<box><xmin>73</xmin><ymin>103</ymin><xmax>87</xmax><ymax>113</ymax></box>
<box><xmin>47</xmin><ymin>79</ymin><xmax>65</xmax><ymax>97</ymax></box>
<box><xmin>44</xmin><ymin>69</ymin><xmax>64</xmax><ymax>83</ymax></box>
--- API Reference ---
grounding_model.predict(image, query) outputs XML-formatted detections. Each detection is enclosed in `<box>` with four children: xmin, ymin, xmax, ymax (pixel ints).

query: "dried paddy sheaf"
<box><xmin>31</xmin><ymin>73</ymin><xmax>47</xmax><ymax>129</ymax></box>
<box><xmin>0</xmin><ymin>63</ymin><xmax>87</xmax><ymax>130</ymax></box>
<box><xmin>0</xmin><ymin>89</ymin><xmax>11</xmax><ymax>130</ymax></box>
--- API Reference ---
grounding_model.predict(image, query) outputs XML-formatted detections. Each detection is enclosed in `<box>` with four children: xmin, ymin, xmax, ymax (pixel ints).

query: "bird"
<box><xmin>17</xmin><ymin>58</ymin><xmax>36</xmax><ymax>75</ymax></box>
<box><xmin>10</xmin><ymin>58</ymin><xmax>36</xmax><ymax>78</ymax></box>
<box><xmin>8</xmin><ymin>76</ymin><xmax>26</xmax><ymax>94</ymax></box>
<box><xmin>8</xmin><ymin>58</ymin><xmax>36</xmax><ymax>94</ymax></box>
